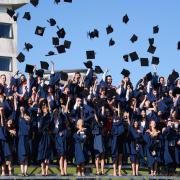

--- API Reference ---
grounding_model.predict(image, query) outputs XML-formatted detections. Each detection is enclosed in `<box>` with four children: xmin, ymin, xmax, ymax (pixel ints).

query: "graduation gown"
<box><xmin>129</xmin><ymin>126</ymin><xmax>144</xmax><ymax>163</ymax></box>
<box><xmin>73</xmin><ymin>131</ymin><xmax>87</xmax><ymax>165</ymax></box>
<box><xmin>92</xmin><ymin>119</ymin><xmax>105</xmax><ymax>157</ymax></box>
<box><xmin>0</xmin><ymin>126</ymin><xmax>11</xmax><ymax>163</ymax></box>
<box><xmin>18</xmin><ymin>117</ymin><xmax>31</xmax><ymax>162</ymax></box>
<box><xmin>144</xmin><ymin>132</ymin><xmax>162</xmax><ymax>168</ymax></box>
<box><xmin>37</xmin><ymin>113</ymin><xmax>52</xmax><ymax>161</ymax></box>
<box><xmin>111</xmin><ymin>120</ymin><xmax>125</xmax><ymax>163</ymax></box>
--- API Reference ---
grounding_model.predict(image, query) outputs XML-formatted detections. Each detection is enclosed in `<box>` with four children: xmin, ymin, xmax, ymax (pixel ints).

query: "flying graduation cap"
<box><xmin>86</xmin><ymin>50</ymin><xmax>95</xmax><ymax>59</ymax></box>
<box><xmin>52</xmin><ymin>37</ymin><xmax>59</xmax><ymax>46</ymax></box>
<box><xmin>88</xmin><ymin>29</ymin><xmax>99</xmax><ymax>39</ymax></box>
<box><xmin>35</xmin><ymin>26</ymin><xmax>45</xmax><ymax>36</ymax></box>
<box><xmin>25</xmin><ymin>64</ymin><xmax>34</xmax><ymax>74</ymax></box>
<box><xmin>123</xmin><ymin>54</ymin><xmax>129</xmax><ymax>62</ymax></box>
<box><xmin>152</xmin><ymin>56</ymin><xmax>159</xmax><ymax>65</ymax></box>
<box><xmin>40</xmin><ymin>61</ymin><xmax>49</xmax><ymax>70</ymax></box>
<box><xmin>24</xmin><ymin>42</ymin><xmax>33</xmax><ymax>51</ymax></box>
<box><xmin>30</xmin><ymin>0</ymin><xmax>39</xmax><ymax>7</ymax></box>
<box><xmin>153</xmin><ymin>25</ymin><xmax>159</xmax><ymax>34</ymax></box>
<box><xmin>95</xmin><ymin>66</ymin><xmax>103</xmax><ymax>74</ymax></box>
<box><xmin>57</xmin><ymin>27</ymin><xmax>66</xmax><ymax>38</ymax></box>
<box><xmin>140</xmin><ymin>58</ymin><xmax>149</xmax><ymax>66</ymax></box>
<box><xmin>45</xmin><ymin>51</ymin><xmax>57</xmax><ymax>56</ymax></box>
<box><xmin>147</xmin><ymin>45</ymin><xmax>156</xmax><ymax>54</ymax></box>
<box><xmin>47</xmin><ymin>18</ymin><xmax>56</xmax><ymax>26</ymax></box>
<box><xmin>64</xmin><ymin>40</ymin><xmax>71</xmax><ymax>49</ymax></box>
<box><xmin>121</xmin><ymin>69</ymin><xmax>130</xmax><ymax>77</ymax></box>
<box><xmin>84</xmin><ymin>60</ymin><xmax>93</xmax><ymax>69</ymax></box>
<box><xmin>123</xmin><ymin>14</ymin><xmax>129</xmax><ymax>24</ymax></box>
<box><xmin>56</xmin><ymin>45</ymin><xmax>66</xmax><ymax>54</ymax></box>
<box><xmin>7</xmin><ymin>8</ymin><xmax>15</xmax><ymax>17</ymax></box>
<box><xmin>23</xmin><ymin>12</ymin><xmax>31</xmax><ymax>21</ymax></box>
<box><xmin>16</xmin><ymin>52</ymin><xmax>25</xmax><ymax>63</ymax></box>
<box><xmin>109</xmin><ymin>38</ymin><xmax>115</xmax><ymax>46</ymax></box>
<box><xmin>129</xmin><ymin>51</ymin><xmax>139</xmax><ymax>61</ymax></box>
<box><xmin>130</xmin><ymin>34</ymin><xmax>138</xmax><ymax>43</ymax></box>
<box><xmin>106</xmin><ymin>25</ymin><xmax>113</xmax><ymax>34</ymax></box>
<box><xmin>177</xmin><ymin>41</ymin><xmax>180</xmax><ymax>50</ymax></box>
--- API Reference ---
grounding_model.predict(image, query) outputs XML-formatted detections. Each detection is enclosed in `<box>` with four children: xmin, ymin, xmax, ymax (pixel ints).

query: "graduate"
<box><xmin>144</xmin><ymin>120</ymin><xmax>162</xmax><ymax>176</ymax></box>
<box><xmin>37</xmin><ymin>103</ymin><xmax>52</xmax><ymax>176</ymax></box>
<box><xmin>92</xmin><ymin>109</ymin><xmax>105</xmax><ymax>175</ymax></box>
<box><xmin>18</xmin><ymin>107</ymin><xmax>31</xmax><ymax>176</ymax></box>
<box><xmin>0</xmin><ymin>105</ymin><xmax>12</xmax><ymax>176</ymax></box>
<box><xmin>129</xmin><ymin>120</ymin><xmax>144</xmax><ymax>176</ymax></box>
<box><xmin>73</xmin><ymin>119</ymin><xmax>87</xmax><ymax>176</ymax></box>
<box><xmin>111</xmin><ymin>104</ymin><xmax>128</xmax><ymax>176</ymax></box>
<box><xmin>51</xmin><ymin>108</ymin><xmax>68</xmax><ymax>176</ymax></box>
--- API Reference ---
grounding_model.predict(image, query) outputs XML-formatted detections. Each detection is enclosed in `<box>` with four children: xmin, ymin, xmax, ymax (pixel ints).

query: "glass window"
<box><xmin>0</xmin><ymin>23</ymin><xmax>13</xmax><ymax>38</ymax></box>
<box><xmin>0</xmin><ymin>57</ymin><xmax>12</xmax><ymax>71</ymax></box>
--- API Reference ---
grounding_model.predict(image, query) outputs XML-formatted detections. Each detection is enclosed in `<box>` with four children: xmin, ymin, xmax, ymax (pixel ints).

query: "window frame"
<box><xmin>0</xmin><ymin>56</ymin><xmax>13</xmax><ymax>72</ymax></box>
<box><xmin>0</xmin><ymin>22</ymin><xmax>13</xmax><ymax>39</ymax></box>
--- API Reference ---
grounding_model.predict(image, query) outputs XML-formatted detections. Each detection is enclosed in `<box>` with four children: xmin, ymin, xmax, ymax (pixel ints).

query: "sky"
<box><xmin>17</xmin><ymin>0</ymin><xmax>180</xmax><ymax>85</ymax></box>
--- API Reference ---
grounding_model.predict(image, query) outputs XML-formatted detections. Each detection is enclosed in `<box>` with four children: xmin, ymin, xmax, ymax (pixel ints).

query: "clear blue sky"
<box><xmin>17</xmin><ymin>0</ymin><xmax>180</xmax><ymax>85</ymax></box>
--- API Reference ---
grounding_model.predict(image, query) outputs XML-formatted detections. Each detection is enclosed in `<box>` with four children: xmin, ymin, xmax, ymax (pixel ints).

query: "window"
<box><xmin>0</xmin><ymin>57</ymin><xmax>12</xmax><ymax>71</ymax></box>
<box><xmin>0</xmin><ymin>23</ymin><xmax>13</xmax><ymax>38</ymax></box>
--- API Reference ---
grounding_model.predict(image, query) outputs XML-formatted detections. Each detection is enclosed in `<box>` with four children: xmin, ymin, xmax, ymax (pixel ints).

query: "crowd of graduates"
<box><xmin>0</xmin><ymin>62</ymin><xmax>179</xmax><ymax>177</ymax></box>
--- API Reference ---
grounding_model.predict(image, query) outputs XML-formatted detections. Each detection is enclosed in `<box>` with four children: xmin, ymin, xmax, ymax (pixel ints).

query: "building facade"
<box><xmin>0</xmin><ymin>0</ymin><xmax>29</xmax><ymax>82</ymax></box>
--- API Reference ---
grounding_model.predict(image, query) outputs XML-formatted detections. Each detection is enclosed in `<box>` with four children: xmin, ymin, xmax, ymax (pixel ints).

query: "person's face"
<box><xmin>0</xmin><ymin>75</ymin><xmax>6</xmax><ymax>84</ymax></box>
<box><xmin>0</xmin><ymin>95</ymin><xmax>4</xmax><ymax>103</ymax></box>
<box><xmin>20</xmin><ymin>106</ymin><xmax>25</xmax><ymax>113</ymax></box>
<box><xmin>150</xmin><ymin>120</ymin><xmax>156</xmax><ymax>129</ymax></box>
<box><xmin>177</xmin><ymin>79</ymin><xmax>180</xmax><ymax>87</ymax></box>
<box><xmin>42</xmin><ymin>106</ymin><xmax>48</xmax><ymax>113</ymax></box>
<box><xmin>159</xmin><ymin>77</ymin><xmax>164</xmax><ymax>85</ymax></box>
<box><xmin>48</xmin><ymin>87</ymin><xmax>53</xmax><ymax>93</ymax></box>
<box><xmin>28</xmin><ymin>98</ymin><xmax>33</xmax><ymax>105</ymax></box>
<box><xmin>169</xmin><ymin>90</ymin><xmax>173</xmax><ymax>97</ymax></box>
<box><xmin>75</xmin><ymin>73</ymin><xmax>81</xmax><ymax>81</ymax></box>
<box><xmin>134</xmin><ymin>121</ymin><xmax>138</xmax><ymax>128</ymax></box>
<box><xmin>20</xmin><ymin>75</ymin><xmax>25</xmax><ymax>82</ymax></box>
<box><xmin>145</xmin><ymin>100</ymin><xmax>150</xmax><ymax>107</ymax></box>
<box><xmin>153</xmin><ymin>90</ymin><xmax>157</xmax><ymax>96</ymax></box>
<box><xmin>7</xmin><ymin>120</ymin><xmax>13</xmax><ymax>127</ymax></box>
<box><xmin>106</xmin><ymin>76</ymin><xmax>112</xmax><ymax>84</ymax></box>
<box><xmin>141</xmin><ymin>110</ymin><xmax>146</xmax><ymax>118</ymax></box>
<box><xmin>76</xmin><ymin>98</ymin><xmax>82</xmax><ymax>106</ymax></box>
<box><xmin>64</xmin><ymin>87</ymin><xmax>70</xmax><ymax>94</ymax></box>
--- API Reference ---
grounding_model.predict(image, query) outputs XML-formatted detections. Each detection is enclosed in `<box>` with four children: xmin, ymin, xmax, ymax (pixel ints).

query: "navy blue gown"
<box><xmin>73</xmin><ymin>130</ymin><xmax>87</xmax><ymax>165</ymax></box>
<box><xmin>144</xmin><ymin>132</ymin><xmax>162</xmax><ymax>168</ymax></box>
<box><xmin>129</xmin><ymin>126</ymin><xmax>144</xmax><ymax>164</ymax></box>
<box><xmin>18</xmin><ymin>117</ymin><xmax>31</xmax><ymax>162</ymax></box>
<box><xmin>0</xmin><ymin>126</ymin><xmax>12</xmax><ymax>164</ymax></box>
<box><xmin>111</xmin><ymin>119</ymin><xmax>125</xmax><ymax>163</ymax></box>
<box><xmin>92</xmin><ymin>119</ymin><xmax>105</xmax><ymax>157</ymax></box>
<box><xmin>37</xmin><ymin>113</ymin><xmax>52</xmax><ymax>162</ymax></box>
<box><xmin>52</xmin><ymin>113</ymin><xmax>67</xmax><ymax>157</ymax></box>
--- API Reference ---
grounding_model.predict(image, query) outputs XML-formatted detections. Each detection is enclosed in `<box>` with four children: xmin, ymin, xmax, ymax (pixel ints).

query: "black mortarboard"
<box><xmin>54</xmin><ymin>0</ymin><xmax>60</xmax><ymax>4</ymax></box>
<box><xmin>60</xmin><ymin>71</ymin><xmax>68</xmax><ymax>81</ymax></box>
<box><xmin>153</xmin><ymin>25</ymin><xmax>159</xmax><ymax>34</ymax></box>
<box><xmin>130</xmin><ymin>34</ymin><xmax>138</xmax><ymax>43</ymax></box>
<box><xmin>147</xmin><ymin>45</ymin><xmax>156</xmax><ymax>54</ymax></box>
<box><xmin>64</xmin><ymin>0</ymin><xmax>72</xmax><ymax>2</ymax></box>
<box><xmin>129</xmin><ymin>51</ymin><xmax>139</xmax><ymax>61</ymax></box>
<box><xmin>106</xmin><ymin>25</ymin><xmax>113</xmax><ymax>34</ymax></box>
<box><xmin>35</xmin><ymin>26</ymin><xmax>45</xmax><ymax>36</ymax></box>
<box><xmin>109</xmin><ymin>38</ymin><xmax>115</xmax><ymax>46</ymax></box>
<box><xmin>40</xmin><ymin>61</ymin><xmax>49</xmax><ymax>70</ymax></box>
<box><xmin>7</xmin><ymin>8</ymin><xmax>15</xmax><ymax>17</ymax></box>
<box><xmin>86</xmin><ymin>50</ymin><xmax>95</xmax><ymax>59</ymax></box>
<box><xmin>45</xmin><ymin>51</ymin><xmax>57</xmax><ymax>56</ymax></box>
<box><xmin>56</xmin><ymin>45</ymin><xmax>66</xmax><ymax>54</ymax></box>
<box><xmin>36</xmin><ymin>69</ymin><xmax>44</xmax><ymax>77</ymax></box>
<box><xmin>84</xmin><ymin>61</ymin><xmax>93</xmax><ymax>69</ymax></box>
<box><xmin>30</xmin><ymin>0</ymin><xmax>39</xmax><ymax>7</ymax></box>
<box><xmin>64</xmin><ymin>40</ymin><xmax>71</xmax><ymax>49</ymax></box>
<box><xmin>52</xmin><ymin>37</ymin><xmax>59</xmax><ymax>46</ymax></box>
<box><xmin>121</xmin><ymin>69</ymin><xmax>130</xmax><ymax>77</ymax></box>
<box><xmin>171</xmin><ymin>70</ymin><xmax>179</xmax><ymax>81</ymax></box>
<box><xmin>123</xmin><ymin>54</ymin><xmax>129</xmax><ymax>62</ymax></box>
<box><xmin>13</xmin><ymin>13</ymin><xmax>18</xmax><ymax>21</ymax></box>
<box><xmin>145</xmin><ymin>72</ymin><xmax>153</xmax><ymax>81</ymax></box>
<box><xmin>95</xmin><ymin>66</ymin><xmax>103</xmax><ymax>74</ymax></box>
<box><xmin>148</xmin><ymin>38</ymin><xmax>154</xmax><ymax>45</ymax></box>
<box><xmin>88</xmin><ymin>29</ymin><xmax>99</xmax><ymax>39</ymax></box>
<box><xmin>57</xmin><ymin>28</ymin><xmax>66</xmax><ymax>38</ymax></box>
<box><xmin>140</xmin><ymin>58</ymin><xmax>149</xmax><ymax>66</ymax></box>
<box><xmin>24</xmin><ymin>42</ymin><xmax>33</xmax><ymax>51</ymax></box>
<box><xmin>177</xmin><ymin>41</ymin><xmax>180</xmax><ymax>50</ymax></box>
<box><xmin>16</xmin><ymin>52</ymin><xmax>25</xmax><ymax>63</ymax></box>
<box><xmin>25</xmin><ymin>64</ymin><xmax>34</xmax><ymax>74</ymax></box>
<box><xmin>23</xmin><ymin>12</ymin><xmax>31</xmax><ymax>21</ymax></box>
<box><xmin>47</xmin><ymin>18</ymin><xmax>56</xmax><ymax>26</ymax></box>
<box><xmin>152</xmin><ymin>56</ymin><xmax>159</xmax><ymax>65</ymax></box>
<box><xmin>123</xmin><ymin>14</ymin><xmax>129</xmax><ymax>24</ymax></box>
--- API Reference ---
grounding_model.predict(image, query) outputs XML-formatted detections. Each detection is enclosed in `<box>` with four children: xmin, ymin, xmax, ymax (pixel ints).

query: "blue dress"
<box><xmin>37</xmin><ymin>113</ymin><xmax>52</xmax><ymax>162</ymax></box>
<box><xmin>144</xmin><ymin>132</ymin><xmax>162</xmax><ymax>168</ymax></box>
<box><xmin>0</xmin><ymin>126</ymin><xmax>12</xmax><ymax>164</ymax></box>
<box><xmin>52</xmin><ymin>113</ymin><xmax>67</xmax><ymax>157</ymax></box>
<box><xmin>73</xmin><ymin>131</ymin><xmax>87</xmax><ymax>165</ymax></box>
<box><xmin>92</xmin><ymin>120</ymin><xmax>105</xmax><ymax>157</ymax></box>
<box><xmin>18</xmin><ymin>117</ymin><xmax>31</xmax><ymax>162</ymax></box>
<box><xmin>111</xmin><ymin>120</ymin><xmax>125</xmax><ymax>163</ymax></box>
<box><xmin>129</xmin><ymin>126</ymin><xmax>144</xmax><ymax>163</ymax></box>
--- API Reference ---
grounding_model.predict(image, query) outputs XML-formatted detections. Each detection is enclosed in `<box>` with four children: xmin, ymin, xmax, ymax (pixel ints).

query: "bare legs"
<box><xmin>95</xmin><ymin>155</ymin><xmax>105</xmax><ymax>175</ymax></box>
<box><xmin>41</xmin><ymin>159</ymin><xmax>49</xmax><ymax>176</ymax></box>
<box><xmin>77</xmin><ymin>164</ymin><xmax>85</xmax><ymax>176</ymax></box>
<box><xmin>59</xmin><ymin>156</ymin><xmax>67</xmax><ymax>175</ymax></box>
<box><xmin>113</xmin><ymin>154</ymin><xmax>122</xmax><ymax>176</ymax></box>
